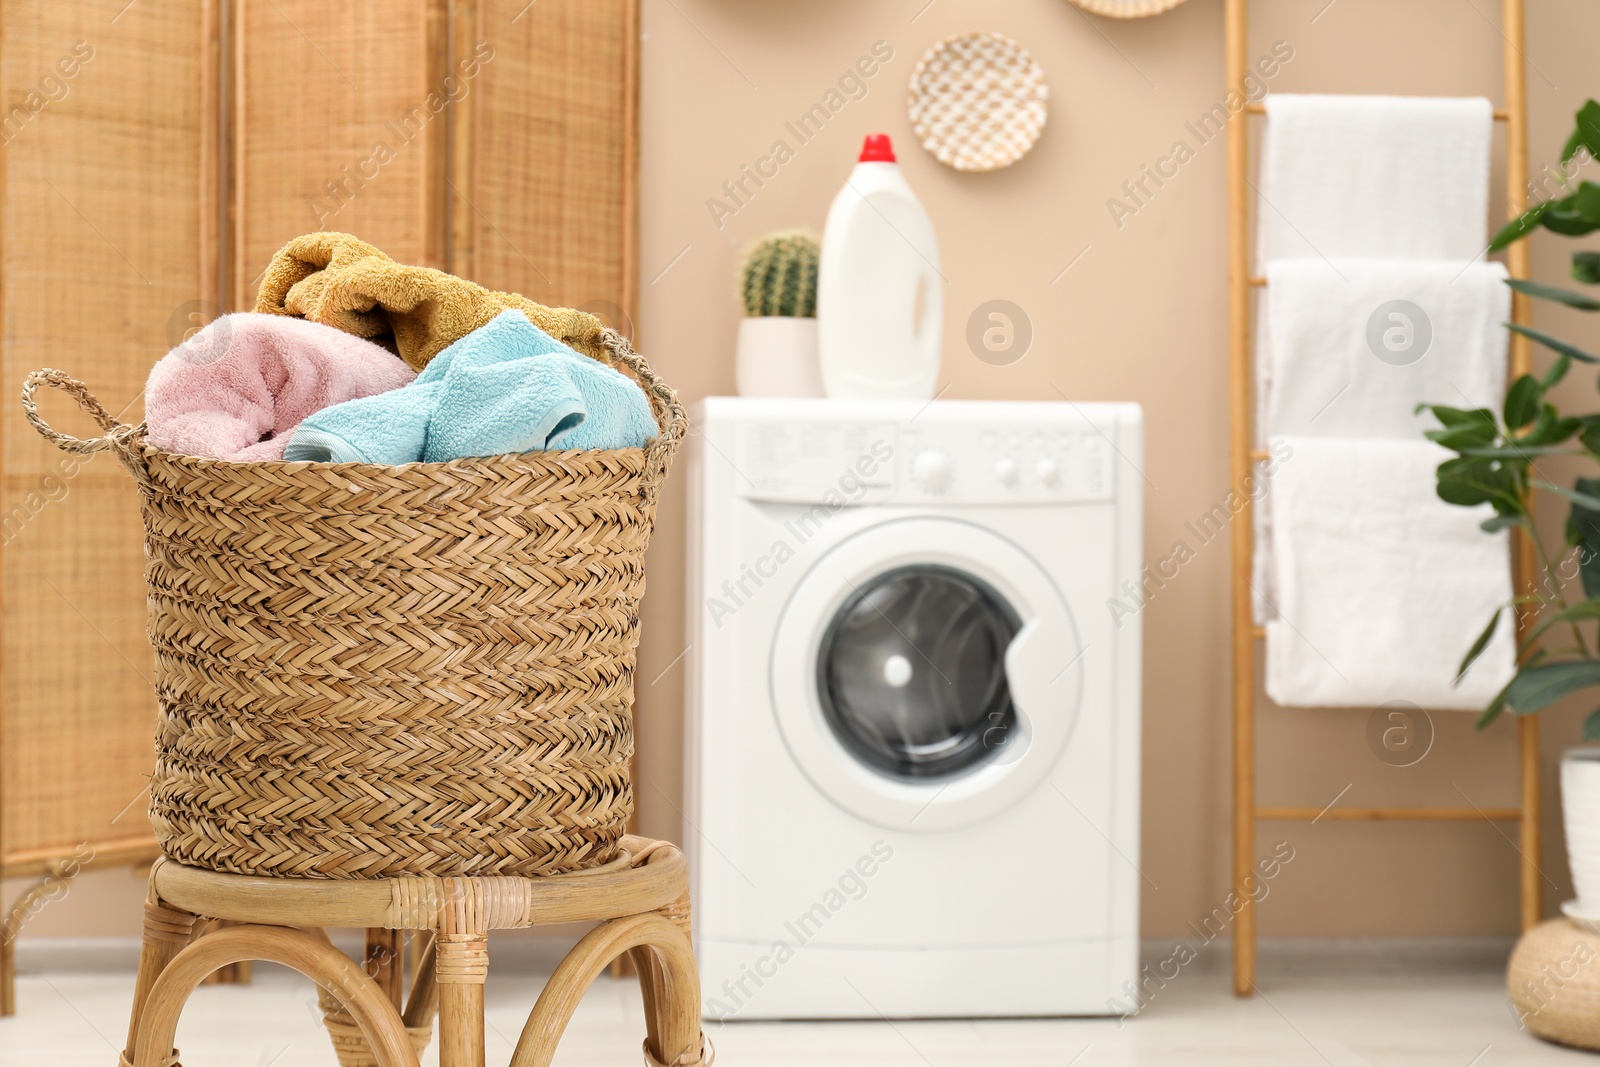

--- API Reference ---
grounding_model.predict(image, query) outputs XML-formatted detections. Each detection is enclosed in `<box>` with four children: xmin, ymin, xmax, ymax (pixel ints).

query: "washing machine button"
<box><xmin>911</xmin><ymin>449</ymin><xmax>954</xmax><ymax>493</ymax></box>
<box><xmin>994</xmin><ymin>457</ymin><xmax>1019</xmax><ymax>485</ymax></box>
<box><xmin>1035</xmin><ymin>458</ymin><xmax>1060</xmax><ymax>486</ymax></box>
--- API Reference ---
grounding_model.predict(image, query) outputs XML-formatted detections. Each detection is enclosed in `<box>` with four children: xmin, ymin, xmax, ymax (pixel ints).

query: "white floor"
<box><xmin>2</xmin><ymin>937</ymin><xmax>1594</xmax><ymax>1066</ymax></box>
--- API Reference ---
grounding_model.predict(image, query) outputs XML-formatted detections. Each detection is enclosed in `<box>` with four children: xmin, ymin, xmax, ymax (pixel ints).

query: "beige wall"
<box><xmin>15</xmin><ymin>0</ymin><xmax>1600</xmax><ymax>942</ymax></box>
<box><xmin>629</xmin><ymin>0</ymin><xmax>1600</xmax><ymax>941</ymax></box>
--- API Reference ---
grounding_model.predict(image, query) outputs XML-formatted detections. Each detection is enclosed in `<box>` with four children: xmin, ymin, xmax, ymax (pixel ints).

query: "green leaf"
<box><xmin>1522</xmin><ymin>406</ymin><xmax>1582</xmax><ymax>448</ymax></box>
<box><xmin>1439</xmin><ymin>457</ymin><xmax>1522</xmax><ymax>511</ymax></box>
<box><xmin>1563</xmin><ymin>100</ymin><xmax>1600</xmax><ymax>164</ymax></box>
<box><xmin>1504</xmin><ymin>375</ymin><xmax>1542</xmax><ymax>428</ymax></box>
<box><xmin>1456</xmin><ymin>610</ymin><xmax>1502</xmax><ymax>682</ymax></box>
<box><xmin>1542</xmin><ymin>209</ymin><xmax>1600</xmax><ymax>238</ymax></box>
<box><xmin>1543</xmin><ymin>354</ymin><xmax>1575</xmax><ymax>389</ymax></box>
<box><xmin>1507</xmin><ymin>322</ymin><xmax>1600</xmax><ymax>365</ymax></box>
<box><xmin>1505</xmin><ymin>660</ymin><xmax>1600</xmax><ymax>713</ymax></box>
<box><xmin>1508</xmin><ymin>278</ymin><xmax>1600</xmax><ymax>310</ymax></box>
<box><xmin>1586</xmin><ymin>709</ymin><xmax>1600</xmax><ymax>742</ymax></box>
<box><xmin>1575</xmin><ymin>252</ymin><xmax>1600</xmax><ymax>285</ymax></box>
<box><xmin>1535</xmin><ymin>479</ymin><xmax>1600</xmax><ymax>511</ymax></box>
<box><xmin>1459</xmin><ymin>445</ymin><xmax>1576</xmax><ymax>459</ymax></box>
<box><xmin>1577</xmin><ymin>182</ymin><xmax>1600</xmax><ymax>223</ymax></box>
<box><xmin>1419</xmin><ymin>404</ymin><xmax>1497</xmax><ymax>428</ymax></box>
<box><xmin>1427</xmin><ymin>419</ymin><xmax>1499</xmax><ymax>451</ymax></box>
<box><xmin>1515</xmin><ymin>599</ymin><xmax>1600</xmax><ymax>655</ymax></box>
<box><xmin>1491</xmin><ymin>199</ymin><xmax>1554</xmax><ymax>252</ymax></box>
<box><xmin>1481</xmin><ymin>514</ymin><xmax>1527</xmax><ymax>533</ymax></box>
<box><xmin>1572</xmin><ymin>476</ymin><xmax>1600</xmax><ymax>598</ymax></box>
<box><xmin>1583</xmin><ymin>420</ymin><xmax>1600</xmax><ymax>456</ymax></box>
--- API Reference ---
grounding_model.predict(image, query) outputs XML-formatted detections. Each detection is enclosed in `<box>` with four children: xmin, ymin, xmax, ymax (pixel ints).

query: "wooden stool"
<box><xmin>119</xmin><ymin>836</ymin><xmax>712</xmax><ymax>1067</ymax></box>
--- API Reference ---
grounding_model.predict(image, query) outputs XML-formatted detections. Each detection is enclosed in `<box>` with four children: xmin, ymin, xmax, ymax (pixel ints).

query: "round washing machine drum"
<box><xmin>816</xmin><ymin>565</ymin><xmax>1019</xmax><ymax>781</ymax></box>
<box><xmin>772</xmin><ymin>517</ymin><xmax>1083</xmax><ymax>833</ymax></box>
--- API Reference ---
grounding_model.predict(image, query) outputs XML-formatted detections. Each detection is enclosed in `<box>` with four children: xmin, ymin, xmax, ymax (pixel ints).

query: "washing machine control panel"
<box><xmin>900</xmin><ymin>425</ymin><xmax>1114</xmax><ymax>504</ymax></box>
<box><xmin>735</xmin><ymin>418</ymin><xmax>1117</xmax><ymax>505</ymax></box>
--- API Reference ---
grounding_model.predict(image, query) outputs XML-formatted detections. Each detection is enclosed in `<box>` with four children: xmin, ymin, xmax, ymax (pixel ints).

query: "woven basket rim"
<box><xmin>134</xmin><ymin>436</ymin><xmax>651</xmax><ymax>470</ymax></box>
<box><xmin>21</xmin><ymin>325</ymin><xmax>684</xmax><ymax>487</ymax></box>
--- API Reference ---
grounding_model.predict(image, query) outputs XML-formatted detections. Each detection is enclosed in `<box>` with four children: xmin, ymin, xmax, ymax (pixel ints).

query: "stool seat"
<box><xmin>150</xmin><ymin>836</ymin><xmax>688</xmax><ymax>931</ymax></box>
<box><xmin>120</xmin><ymin>836</ymin><xmax>711</xmax><ymax>1067</ymax></box>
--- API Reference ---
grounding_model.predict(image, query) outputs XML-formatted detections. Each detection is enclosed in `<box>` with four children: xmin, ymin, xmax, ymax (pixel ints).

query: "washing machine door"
<box><xmin>771</xmin><ymin>516</ymin><xmax>1082</xmax><ymax>832</ymax></box>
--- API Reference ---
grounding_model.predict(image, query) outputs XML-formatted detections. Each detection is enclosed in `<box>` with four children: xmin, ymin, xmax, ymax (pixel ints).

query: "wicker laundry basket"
<box><xmin>21</xmin><ymin>327</ymin><xmax>684</xmax><ymax>879</ymax></box>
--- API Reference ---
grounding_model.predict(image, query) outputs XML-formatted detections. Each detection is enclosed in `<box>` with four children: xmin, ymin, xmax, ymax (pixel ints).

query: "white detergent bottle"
<box><xmin>817</xmin><ymin>133</ymin><xmax>943</xmax><ymax>400</ymax></box>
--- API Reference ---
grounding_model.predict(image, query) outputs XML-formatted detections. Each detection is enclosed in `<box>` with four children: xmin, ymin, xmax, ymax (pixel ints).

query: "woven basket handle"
<box><xmin>22</xmin><ymin>369</ymin><xmax>142</xmax><ymax>455</ymax></box>
<box><xmin>598</xmin><ymin>329</ymin><xmax>688</xmax><ymax>494</ymax></box>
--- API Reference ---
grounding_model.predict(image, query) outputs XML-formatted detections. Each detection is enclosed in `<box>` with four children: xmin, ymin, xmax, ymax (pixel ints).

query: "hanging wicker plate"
<box><xmin>907</xmin><ymin>31</ymin><xmax>1049</xmax><ymax>173</ymax></box>
<box><xmin>1066</xmin><ymin>0</ymin><xmax>1191</xmax><ymax>16</ymax></box>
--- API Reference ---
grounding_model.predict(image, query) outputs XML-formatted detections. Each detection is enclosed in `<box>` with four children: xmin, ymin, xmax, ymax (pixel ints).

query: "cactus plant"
<box><xmin>739</xmin><ymin>229</ymin><xmax>820</xmax><ymax>317</ymax></box>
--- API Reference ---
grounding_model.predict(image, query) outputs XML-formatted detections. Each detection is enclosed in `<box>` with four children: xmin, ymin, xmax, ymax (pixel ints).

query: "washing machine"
<box><xmin>683</xmin><ymin>397</ymin><xmax>1142</xmax><ymax>1020</ymax></box>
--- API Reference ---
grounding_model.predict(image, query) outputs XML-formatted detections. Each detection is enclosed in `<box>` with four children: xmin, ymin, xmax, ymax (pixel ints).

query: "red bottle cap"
<box><xmin>858</xmin><ymin>134</ymin><xmax>896</xmax><ymax>163</ymax></box>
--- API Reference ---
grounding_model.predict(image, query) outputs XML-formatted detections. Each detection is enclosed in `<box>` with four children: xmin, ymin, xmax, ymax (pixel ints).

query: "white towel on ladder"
<box><xmin>1257</xmin><ymin>94</ymin><xmax>1493</xmax><ymax>263</ymax></box>
<box><xmin>1251</xmin><ymin>92</ymin><xmax>1500</xmax><ymax>629</ymax></box>
<box><xmin>1251</xmin><ymin>258</ymin><xmax>1511</xmax><ymax>623</ymax></box>
<box><xmin>1264</xmin><ymin>436</ymin><xmax>1517</xmax><ymax>710</ymax></box>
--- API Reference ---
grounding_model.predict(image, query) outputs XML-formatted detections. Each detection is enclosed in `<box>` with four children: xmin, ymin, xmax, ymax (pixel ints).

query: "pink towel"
<box><xmin>146</xmin><ymin>313</ymin><xmax>416</xmax><ymax>461</ymax></box>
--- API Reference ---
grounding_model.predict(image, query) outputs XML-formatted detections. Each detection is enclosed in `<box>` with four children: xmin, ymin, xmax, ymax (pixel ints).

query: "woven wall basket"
<box><xmin>21</xmin><ymin>328</ymin><xmax>684</xmax><ymax>879</ymax></box>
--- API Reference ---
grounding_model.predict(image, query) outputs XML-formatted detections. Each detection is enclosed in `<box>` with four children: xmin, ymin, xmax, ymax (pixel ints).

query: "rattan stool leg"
<box><xmin>435</xmin><ymin>934</ymin><xmax>488</xmax><ymax>1067</ymax></box>
<box><xmin>133</xmin><ymin>925</ymin><xmax>417</xmax><ymax>1067</ymax></box>
<box><xmin>510</xmin><ymin>912</ymin><xmax>710</xmax><ymax>1067</ymax></box>
<box><xmin>121</xmin><ymin>897</ymin><xmax>197</xmax><ymax>1066</ymax></box>
<box><xmin>365</xmin><ymin>928</ymin><xmax>403</xmax><ymax>1007</ymax></box>
<box><xmin>1</xmin><ymin>923</ymin><xmax>13</xmax><ymax>1017</ymax></box>
<box><xmin>319</xmin><ymin>931</ymin><xmax>438</xmax><ymax>1067</ymax></box>
<box><xmin>403</xmin><ymin>933</ymin><xmax>439</xmax><ymax>1033</ymax></box>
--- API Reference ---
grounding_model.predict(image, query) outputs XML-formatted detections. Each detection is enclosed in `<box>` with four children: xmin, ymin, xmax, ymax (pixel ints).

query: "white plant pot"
<box><xmin>735</xmin><ymin>316</ymin><xmax>823</xmax><ymax>398</ymax></box>
<box><xmin>1563</xmin><ymin>747</ymin><xmax>1600</xmax><ymax>914</ymax></box>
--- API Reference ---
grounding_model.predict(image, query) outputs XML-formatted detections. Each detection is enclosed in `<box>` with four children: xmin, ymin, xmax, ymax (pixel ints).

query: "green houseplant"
<box><xmin>734</xmin><ymin>229</ymin><xmax>824</xmax><ymax>398</ymax></box>
<box><xmin>1424</xmin><ymin>100</ymin><xmax>1600</xmax><ymax>916</ymax></box>
<box><xmin>1425</xmin><ymin>100</ymin><xmax>1600</xmax><ymax>735</ymax></box>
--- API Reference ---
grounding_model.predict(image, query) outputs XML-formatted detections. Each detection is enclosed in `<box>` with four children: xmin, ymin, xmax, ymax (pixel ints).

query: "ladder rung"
<box><xmin>1245</xmin><ymin>102</ymin><xmax>1509</xmax><ymax>121</ymax></box>
<box><xmin>1257</xmin><ymin>805</ymin><xmax>1523</xmax><ymax>822</ymax></box>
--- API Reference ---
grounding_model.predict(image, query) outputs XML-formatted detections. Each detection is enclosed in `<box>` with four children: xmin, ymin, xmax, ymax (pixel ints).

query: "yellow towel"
<box><xmin>253</xmin><ymin>232</ymin><xmax>608</xmax><ymax>371</ymax></box>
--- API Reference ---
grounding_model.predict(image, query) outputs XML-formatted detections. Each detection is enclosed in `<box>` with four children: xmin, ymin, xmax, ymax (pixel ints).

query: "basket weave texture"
<box><xmin>22</xmin><ymin>328</ymin><xmax>684</xmax><ymax>879</ymax></box>
<box><xmin>1508</xmin><ymin>917</ymin><xmax>1600</xmax><ymax>1051</ymax></box>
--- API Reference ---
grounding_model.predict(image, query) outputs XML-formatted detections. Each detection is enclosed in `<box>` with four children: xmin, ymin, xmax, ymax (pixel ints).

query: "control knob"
<box><xmin>911</xmin><ymin>449</ymin><xmax>954</xmax><ymax>493</ymax></box>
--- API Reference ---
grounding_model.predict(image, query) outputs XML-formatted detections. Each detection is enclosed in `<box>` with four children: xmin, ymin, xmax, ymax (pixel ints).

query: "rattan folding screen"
<box><xmin>0</xmin><ymin>0</ymin><xmax>641</xmax><ymax>1014</ymax></box>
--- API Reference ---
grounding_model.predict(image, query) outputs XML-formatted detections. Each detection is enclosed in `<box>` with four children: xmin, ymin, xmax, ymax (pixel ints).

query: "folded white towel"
<box><xmin>1263</xmin><ymin>436</ymin><xmax>1516</xmax><ymax>710</ymax></box>
<box><xmin>1251</xmin><ymin>260</ymin><xmax>1509</xmax><ymax>622</ymax></box>
<box><xmin>1258</xmin><ymin>95</ymin><xmax>1493</xmax><ymax>263</ymax></box>
<box><xmin>1264</xmin><ymin>258</ymin><xmax>1509</xmax><ymax>436</ymax></box>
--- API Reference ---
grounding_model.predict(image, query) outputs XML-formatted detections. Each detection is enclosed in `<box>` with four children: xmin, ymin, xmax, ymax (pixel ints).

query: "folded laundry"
<box><xmin>284</xmin><ymin>309</ymin><xmax>657</xmax><ymax>464</ymax></box>
<box><xmin>1257</xmin><ymin>94</ymin><xmax>1493</xmax><ymax>262</ymax></box>
<box><xmin>145</xmin><ymin>313</ymin><xmax>416</xmax><ymax>462</ymax></box>
<box><xmin>1250</xmin><ymin>96</ymin><xmax>1496</xmax><ymax>626</ymax></box>
<box><xmin>1262</xmin><ymin>258</ymin><xmax>1509</xmax><ymax>438</ymax></box>
<box><xmin>1251</xmin><ymin>259</ymin><xmax>1510</xmax><ymax>621</ymax></box>
<box><xmin>1263</xmin><ymin>435</ymin><xmax>1516</xmax><ymax>710</ymax></box>
<box><xmin>254</xmin><ymin>231</ymin><xmax>609</xmax><ymax>371</ymax></box>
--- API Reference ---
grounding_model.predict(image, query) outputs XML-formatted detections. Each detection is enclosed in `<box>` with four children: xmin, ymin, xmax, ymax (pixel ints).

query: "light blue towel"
<box><xmin>284</xmin><ymin>385</ymin><xmax>437</xmax><ymax>464</ymax></box>
<box><xmin>284</xmin><ymin>310</ymin><xmax>656</xmax><ymax>464</ymax></box>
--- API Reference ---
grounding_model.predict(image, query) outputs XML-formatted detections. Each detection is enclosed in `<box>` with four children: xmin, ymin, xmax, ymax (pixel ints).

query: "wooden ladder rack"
<box><xmin>1227</xmin><ymin>0</ymin><xmax>1540</xmax><ymax>996</ymax></box>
